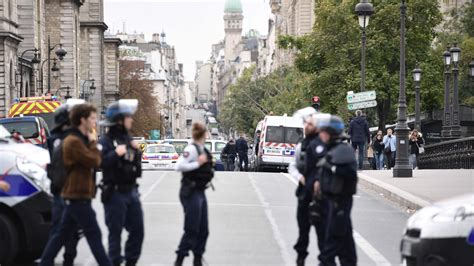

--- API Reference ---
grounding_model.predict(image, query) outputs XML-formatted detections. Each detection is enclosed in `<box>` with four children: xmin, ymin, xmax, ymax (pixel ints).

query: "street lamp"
<box><xmin>450</xmin><ymin>43</ymin><xmax>461</xmax><ymax>137</ymax></box>
<box><xmin>19</xmin><ymin>48</ymin><xmax>40</xmax><ymax>97</ymax></box>
<box><xmin>412</xmin><ymin>64</ymin><xmax>422</xmax><ymax>131</ymax></box>
<box><xmin>355</xmin><ymin>0</ymin><xmax>374</xmax><ymax>92</ymax></box>
<box><xmin>80</xmin><ymin>79</ymin><xmax>96</xmax><ymax>101</ymax></box>
<box><xmin>47</xmin><ymin>36</ymin><xmax>67</xmax><ymax>93</ymax></box>
<box><xmin>393</xmin><ymin>0</ymin><xmax>412</xmax><ymax>178</ymax></box>
<box><xmin>51</xmin><ymin>59</ymin><xmax>59</xmax><ymax>78</ymax></box>
<box><xmin>441</xmin><ymin>47</ymin><xmax>452</xmax><ymax>138</ymax></box>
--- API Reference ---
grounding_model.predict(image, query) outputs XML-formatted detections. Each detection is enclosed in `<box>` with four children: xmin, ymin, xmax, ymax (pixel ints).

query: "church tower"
<box><xmin>224</xmin><ymin>0</ymin><xmax>243</xmax><ymax>65</ymax></box>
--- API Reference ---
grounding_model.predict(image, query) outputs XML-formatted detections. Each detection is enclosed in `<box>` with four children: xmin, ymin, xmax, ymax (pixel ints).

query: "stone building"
<box><xmin>195</xmin><ymin>61</ymin><xmax>213</xmax><ymax>104</ymax></box>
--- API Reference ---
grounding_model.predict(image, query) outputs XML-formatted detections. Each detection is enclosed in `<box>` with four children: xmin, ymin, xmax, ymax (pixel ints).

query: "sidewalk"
<box><xmin>358</xmin><ymin>170</ymin><xmax>474</xmax><ymax>210</ymax></box>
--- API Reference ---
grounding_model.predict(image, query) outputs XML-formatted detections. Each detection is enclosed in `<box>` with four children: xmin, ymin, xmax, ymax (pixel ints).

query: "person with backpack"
<box><xmin>45</xmin><ymin>99</ymin><xmax>84</xmax><ymax>266</ymax></box>
<box><xmin>40</xmin><ymin>103</ymin><xmax>111</xmax><ymax>266</ymax></box>
<box><xmin>174</xmin><ymin>122</ymin><xmax>214</xmax><ymax>266</ymax></box>
<box><xmin>99</xmin><ymin>99</ymin><xmax>143</xmax><ymax>266</ymax></box>
<box><xmin>221</xmin><ymin>139</ymin><xmax>237</xmax><ymax>171</ymax></box>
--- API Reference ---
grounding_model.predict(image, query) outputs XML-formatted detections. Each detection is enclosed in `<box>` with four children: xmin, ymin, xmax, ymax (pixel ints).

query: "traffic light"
<box><xmin>311</xmin><ymin>96</ymin><xmax>321</xmax><ymax>111</ymax></box>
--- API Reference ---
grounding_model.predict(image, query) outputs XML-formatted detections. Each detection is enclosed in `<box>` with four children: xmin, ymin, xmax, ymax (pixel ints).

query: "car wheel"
<box><xmin>0</xmin><ymin>214</ymin><xmax>19</xmax><ymax>265</ymax></box>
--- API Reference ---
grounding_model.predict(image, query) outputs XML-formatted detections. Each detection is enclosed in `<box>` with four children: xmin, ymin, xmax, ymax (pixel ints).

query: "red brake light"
<box><xmin>142</xmin><ymin>154</ymin><xmax>148</xmax><ymax>160</ymax></box>
<box><xmin>172</xmin><ymin>153</ymin><xmax>179</xmax><ymax>160</ymax></box>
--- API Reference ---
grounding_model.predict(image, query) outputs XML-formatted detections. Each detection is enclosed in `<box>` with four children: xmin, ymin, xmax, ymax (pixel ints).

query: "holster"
<box><xmin>100</xmin><ymin>183</ymin><xmax>114</xmax><ymax>203</ymax></box>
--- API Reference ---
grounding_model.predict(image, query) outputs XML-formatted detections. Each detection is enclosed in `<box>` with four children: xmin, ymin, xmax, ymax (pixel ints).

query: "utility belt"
<box><xmin>100</xmin><ymin>182</ymin><xmax>137</xmax><ymax>203</ymax></box>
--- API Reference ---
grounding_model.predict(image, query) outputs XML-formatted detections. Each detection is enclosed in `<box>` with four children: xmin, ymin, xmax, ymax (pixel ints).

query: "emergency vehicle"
<box><xmin>255</xmin><ymin>115</ymin><xmax>304</xmax><ymax>171</ymax></box>
<box><xmin>8</xmin><ymin>95</ymin><xmax>62</xmax><ymax>130</ymax></box>
<box><xmin>0</xmin><ymin>125</ymin><xmax>52</xmax><ymax>264</ymax></box>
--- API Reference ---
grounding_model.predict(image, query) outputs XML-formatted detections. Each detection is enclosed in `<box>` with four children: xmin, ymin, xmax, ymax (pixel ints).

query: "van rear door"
<box><xmin>262</xmin><ymin>125</ymin><xmax>286</xmax><ymax>166</ymax></box>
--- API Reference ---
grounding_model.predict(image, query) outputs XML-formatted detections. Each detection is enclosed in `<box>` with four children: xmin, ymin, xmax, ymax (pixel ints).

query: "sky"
<box><xmin>104</xmin><ymin>0</ymin><xmax>272</xmax><ymax>81</ymax></box>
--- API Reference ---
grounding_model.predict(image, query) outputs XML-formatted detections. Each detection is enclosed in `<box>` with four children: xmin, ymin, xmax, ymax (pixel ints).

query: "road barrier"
<box><xmin>418</xmin><ymin>137</ymin><xmax>474</xmax><ymax>169</ymax></box>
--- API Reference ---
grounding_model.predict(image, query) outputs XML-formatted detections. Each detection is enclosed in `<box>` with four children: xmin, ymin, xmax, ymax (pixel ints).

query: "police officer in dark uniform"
<box><xmin>288</xmin><ymin>108</ymin><xmax>329</xmax><ymax>266</ymax></box>
<box><xmin>99</xmin><ymin>99</ymin><xmax>144</xmax><ymax>266</ymax></box>
<box><xmin>174</xmin><ymin>122</ymin><xmax>214</xmax><ymax>266</ymax></box>
<box><xmin>46</xmin><ymin>99</ymin><xmax>84</xmax><ymax>266</ymax></box>
<box><xmin>315</xmin><ymin>115</ymin><xmax>358</xmax><ymax>266</ymax></box>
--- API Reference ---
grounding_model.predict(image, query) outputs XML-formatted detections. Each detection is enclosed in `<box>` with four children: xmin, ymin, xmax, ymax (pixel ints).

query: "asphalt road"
<box><xmin>54</xmin><ymin>170</ymin><xmax>409</xmax><ymax>266</ymax></box>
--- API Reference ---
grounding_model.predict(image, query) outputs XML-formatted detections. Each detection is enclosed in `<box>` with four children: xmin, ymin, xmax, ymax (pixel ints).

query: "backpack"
<box><xmin>47</xmin><ymin>138</ymin><xmax>69</xmax><ymax>190</ymax></box>
<box><xmin>186</xmin><ymin>143</ymin><xmax>214</xmax><ymax>189</ymax></box>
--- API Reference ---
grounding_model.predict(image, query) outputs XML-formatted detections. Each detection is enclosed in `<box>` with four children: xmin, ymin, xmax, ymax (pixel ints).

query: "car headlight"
<box><xmin>16</xmin><ymin>157</ymin><xmax>51</xmax><ymax>195</ymax></box>
<box><xmin>432</xmin><ymin>206</ymin><xmax>468</xmax><ymax>222</ymax></box>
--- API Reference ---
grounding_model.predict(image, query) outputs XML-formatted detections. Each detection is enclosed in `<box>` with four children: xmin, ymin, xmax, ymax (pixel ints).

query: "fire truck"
<box><xmin>7</xmin><ymin>96</ymin><xmax>61</xmax><ymax>130</ymax></box>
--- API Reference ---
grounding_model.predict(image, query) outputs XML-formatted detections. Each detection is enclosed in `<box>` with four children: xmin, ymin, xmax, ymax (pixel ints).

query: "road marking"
<box><xmin>248</xmin><ymin>173</ymin><xmax>293</xmax><ymax>266</ymax></box>
<box><xmin>142</xmin><ymin>201</ymin><xmax>294</xmax><ymax>208</ymax></box>
<box><xmin>141</xmin><ymin>171</ymin><xmax>168</xmax><ymax>200</ymax></box>
<box><xmin>280</xmin><ymin>173</ymin><xmax>393</xmax><ymax>266</ymax></box>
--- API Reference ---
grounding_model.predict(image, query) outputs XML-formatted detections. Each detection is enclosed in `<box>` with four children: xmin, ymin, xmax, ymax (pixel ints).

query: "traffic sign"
<box><xmin>347</xmin><ymin>90</ymin><xmax>376</xmax><ymax>103</ymax></box>
<box><xmin>348</xmin><ymin>100</ymin><xmax>377</xmax><ymax>110</ymax></box>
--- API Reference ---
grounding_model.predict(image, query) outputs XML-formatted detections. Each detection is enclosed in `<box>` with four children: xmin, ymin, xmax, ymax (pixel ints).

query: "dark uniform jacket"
<box><xmin>236</xmin><ymin>137</ymin><xmax>248</xmax><ymax>155</ymax></box>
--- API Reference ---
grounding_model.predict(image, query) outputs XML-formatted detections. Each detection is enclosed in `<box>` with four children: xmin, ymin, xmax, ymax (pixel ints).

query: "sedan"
<box><xmin>142</xmin><ymin>144</ymin><xmax>179</xmax><ymax>170</ymax></box>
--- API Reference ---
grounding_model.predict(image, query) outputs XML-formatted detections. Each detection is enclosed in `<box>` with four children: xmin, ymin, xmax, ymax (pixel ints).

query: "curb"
<box><xmin>357</xmin><ymin>173</ymin><xmax>431</xmax><ymax>210</ymax></box>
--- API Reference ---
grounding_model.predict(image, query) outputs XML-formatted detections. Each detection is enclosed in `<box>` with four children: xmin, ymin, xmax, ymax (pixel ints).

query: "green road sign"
<box><xmin>348</xmin><ymin>100</ymin><xmax>377</xmax><ymax>110</ymax></box>
<box><xmin>347</xmin><ymin>90</ymin><xmax>376</xmax><ymax>103</ymax></box>
<box><xmin>149</xmin><ymin>129</ymin><xmax>161</xmax><ymax>140</ymax></box>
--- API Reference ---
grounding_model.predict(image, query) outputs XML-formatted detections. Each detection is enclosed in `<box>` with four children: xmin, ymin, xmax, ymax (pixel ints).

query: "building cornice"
<box><xmin>80</xmin><ymin>21</ymin><xmax>108</xmax><ymax>31</ymax></box>
<box><xmin>104</xmin><ymin>38</ymin><xmax>123</xmax><ymax>46</ymax></box>
<box><xmin>0</xmin><ymin>31</ymin><xmax>24</xmax><ymax>43</ymax></box>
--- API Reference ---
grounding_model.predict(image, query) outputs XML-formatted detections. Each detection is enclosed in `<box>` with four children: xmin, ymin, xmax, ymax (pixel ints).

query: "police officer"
<box><xmin>100</xmin><ymin>99</ymin><xmax>144</xmax><ymax>266</ymax></box>
<box><xmin>315</xmin><ymin>115</ymin><xmax>358</xmax><ymax>266</ymax></box>
<box><xmin>288</xmin><ymin>108</ymin><xmax>328</xmax><ymax>266</ymax></box>
<box><xmin>46</xmin><ymin>99</ymin><xmax>84</xmax><ymax>266</ymax></box>
<box><xmin>174</xmin><ymin>122</ymin><xmax>214</xmax><ymax>266</ymax></box>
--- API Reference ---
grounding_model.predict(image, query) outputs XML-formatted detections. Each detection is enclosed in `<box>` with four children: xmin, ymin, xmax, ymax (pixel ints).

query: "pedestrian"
<box><xmin>45</xmin><ymin>99</ymin><xmax>84</xmax><ymax>266</ymax></box>
<box><xmin>409</xmin><ymin>130</ymin><xmax>425</xmax><ymax>170</ymax></box>
<box><xmin>348</xmin><ymin>110</ymin><xmax>370</xmax><ymax>170</ymax></box>
<box><xmin>288</xmin><ymin>107</ymin><xmax>328</xmax><ymax>266</ymax></box>
<box><xmin>40</xmin><ymin>103</ymin><xmax>111</xmax><ymax>266</ymax></box>
<box><xmin>221</xmin><ymin>139</ymin><xmax>237</xmax><ymax>171</ymax></box>
<box><xmin>372</xmin><ymin>130</ymin><xmax>385</xmax><ymax>170</ymax></box>
<box><xmin>383</xmin><ymin>128</ymin><xmax>397</xmax><ymax>169</ymax></box>
<box><xmin>174</xmin><ymin>122</ymin><xmax>214</xmax><ymax>266</ymax></box>
<box><xmin>315</xmin><ymin>115</ymin><xmax>358</xmax><ymax>266</ymax></box>
<box><xmin>99</xmin><ymin>99</ymin><xmax>144</xmax><ymax>266</ymax></box>
<box><xmin>236</xmin><ymin>134</ymin><xmax>249</xmax><ymax>171</ymax></box>
<box><xmin>254</xmin><ymin>130</ymin><xmax>261</xmax><ymax>155</ymax></box>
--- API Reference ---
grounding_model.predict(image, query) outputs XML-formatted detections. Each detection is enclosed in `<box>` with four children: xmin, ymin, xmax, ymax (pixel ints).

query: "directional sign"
<box><xmin>347</xmin><ymin>90</ymin><xmax>376</xmax><ymax>103</ymax></box>
<box><xmin>348</xmin><ymin>100</ymin><xmax>377</xmax><ymax>111</ymax></box>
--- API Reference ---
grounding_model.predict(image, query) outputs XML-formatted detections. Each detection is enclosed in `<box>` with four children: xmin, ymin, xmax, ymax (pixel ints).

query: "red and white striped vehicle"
<box><xmin>255</xmin><ymin>115</ymin><xmax>304</xmax><ymax>171</ymax></box>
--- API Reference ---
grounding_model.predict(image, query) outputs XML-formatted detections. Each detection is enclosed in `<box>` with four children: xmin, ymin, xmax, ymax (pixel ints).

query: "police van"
<box><xmin>255</xmin><ymin>115</ymin><xmax>304</xmax><ymax>171</ymax></box>
<box><xmin>0</xmin><ymin>125</ymin><xmax>52</xmax><ymax>264</ymax></box>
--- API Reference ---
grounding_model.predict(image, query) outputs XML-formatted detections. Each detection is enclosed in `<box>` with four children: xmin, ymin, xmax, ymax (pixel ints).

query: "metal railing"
<box><xmin>418</xmin><ymin>137</ymin><xmax>474</xmax><ymax>169</ymax></box>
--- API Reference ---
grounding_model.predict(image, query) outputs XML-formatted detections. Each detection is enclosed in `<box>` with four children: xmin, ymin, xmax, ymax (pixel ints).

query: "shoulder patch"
<box><xmin>183</xmin><ymin>151</ymin><xmax>190</xmax><ymax>158</ymax></box>
<box><xmin>315</xmin><ymin>145</ymin><xmax>324</xmax><ymax>154</ymax></box>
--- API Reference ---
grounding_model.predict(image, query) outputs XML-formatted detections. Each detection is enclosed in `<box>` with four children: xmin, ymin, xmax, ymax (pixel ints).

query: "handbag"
<box><xmin>416</xmin><ymin>142</ymin><xmax>425</xmax><ymax>154</ymax></box>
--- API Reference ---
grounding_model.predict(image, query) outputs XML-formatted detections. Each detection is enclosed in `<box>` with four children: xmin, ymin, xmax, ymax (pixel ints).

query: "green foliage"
<box><xmin>461</xmin><ymin>4</ymin><xmax>474</xmax><ymax>37</ymax></box>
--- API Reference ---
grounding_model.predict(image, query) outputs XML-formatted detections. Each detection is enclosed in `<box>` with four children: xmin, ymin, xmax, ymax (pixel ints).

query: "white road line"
<box><xmin>142</xmin><ymin>201</ymin><xmax>294</xmax><ymax>208</ymax></box>
<box><xmin>140</xmin><ymin>171</ymin><xmax>168</xmax><ymax>200</ymax></box>
<box><xmin>280</xmin><ymin>173</ymin><xmax>393</xmax><ymax>266</ymax></box>
<box><xmin>248</xmin><ymin>173</ymin><xmax>293</xmax><ymax>266</ymax></box>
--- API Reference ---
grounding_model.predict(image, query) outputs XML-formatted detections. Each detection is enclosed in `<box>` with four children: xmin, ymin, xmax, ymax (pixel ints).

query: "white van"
<box><xmin>255</xmin><ymin>115</ymin><xmax>304</xmax><ymax>171</ymax></box>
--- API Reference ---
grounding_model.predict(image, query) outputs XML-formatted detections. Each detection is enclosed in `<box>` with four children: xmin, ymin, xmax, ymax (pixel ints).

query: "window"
<box><xmin>204</xmin><ymin>142</ymin><xmax>212</xmax><ymax>151</ymax></box>
<box><xmin>285</xmin><ymin>127</ymin><xmax>303</xmax><ymax>144</ymax></box>
<box><xmin>146</xmin><ymin>145</ymin><xmax>175</xmax><ymax>154</ymax></box>
<box><xmin>265</xmin><ymin>126</ymin><xmax>303</xmax><ymax>144</ymax></box>
<box><xmin>215</xmin><ymin>142</ymin><xmax>226</xmax><ymax>152</ymax></box>
<box><xmin>266</xmin><ymin>126</ymin><xmax>284</xmax><ymax>143</ymax></box>
<box><xmin>0</xmin><ymin>121</ymin><xmax>39</xmax><ymax>139</ymax></box>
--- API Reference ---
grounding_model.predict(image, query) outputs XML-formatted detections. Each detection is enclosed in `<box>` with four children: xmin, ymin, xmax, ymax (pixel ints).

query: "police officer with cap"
<box><xmin>288</xmin><ymin>107</ymin><xmax>328</xmax><ymax>266</ymax></box>
<box><xmin>99</xmin><ymin>99</ymin><xmax>144</xmax><ymax>266</ymax></box>
<box><xmin>46</xmin><ymin>99</ymin><xmax>84</xmax><ymax>266</ymax></box>
<box><xmin>315</xmin><ymin>115</ymin><xmax>358</xmax><ymax>266</ymax></box>
<box><xmin>174</xmin><ymin>122</ymin><xmax>214</xmax><ymax>266</ymax></box>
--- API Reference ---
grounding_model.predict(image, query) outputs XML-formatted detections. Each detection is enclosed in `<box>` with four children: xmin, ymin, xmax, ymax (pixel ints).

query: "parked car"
<box><xmin>205</xmin><ymin>139</ymin><xmax>226</xmax><ymax>171</ymax></box>
<box><xmin>142</xmin><ymin>143</ymin><xmax>179</xmax><ymax>170</ymax></box>
<box><xmin>0</xmin><ymin>116</ymin><xmax>50</xmax><ymax>149</ymax></box>
<box><xmin>164</xmin><ymin>139</ymin><xmax>192</xmax><ymax>155</ymax></box>
<box><xmin>401</xmin><ymin>193</ymin><xmax>474</xmax><ymax>266</ymax></box>
<box><xmin>0</xmin><ymin>125</ymin><xmax>52</xmax><ymax>264</ymax></box>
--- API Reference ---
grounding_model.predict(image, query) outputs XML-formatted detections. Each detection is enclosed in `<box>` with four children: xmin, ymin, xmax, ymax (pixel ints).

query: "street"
<box><xmin>58</xmin><ymin>170</ymin><xmax>409</xmax><ymax>266</ymax></box>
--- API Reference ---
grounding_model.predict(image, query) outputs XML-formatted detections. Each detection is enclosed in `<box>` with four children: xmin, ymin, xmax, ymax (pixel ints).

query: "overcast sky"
<box><xmin>104</xmin><ymin>0</ymin><xmax>271</xmax><ymax>81</ymax></box>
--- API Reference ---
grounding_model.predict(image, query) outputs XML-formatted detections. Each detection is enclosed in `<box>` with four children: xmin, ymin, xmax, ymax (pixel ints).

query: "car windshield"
<box><xmin>215</xmin><ymin>142</ymin><xmax>226</xmax><ymax>152</ymax></box>
<box><xmin>204</xmin><ymin>142</ymin><xmax>212</xmax><ymax>151</ymax></box>
<box><xmin>30</xmin><ymin>113</ymin><xmax>54</xmax><ymax>131</ymax></box>
<box><xmin>146</xmin><ymin>145</ymin><xmax>175</xmax><ymax>153</ymax></box>
<box><xmin>170</xmin><ymin>141</ymin><xmax>189</xmax><ymax>153</ymax></box>
<box><xmin>0</xmin><ymin>121</ymin><xmax>39</xmax><ymax>139</ymax></box>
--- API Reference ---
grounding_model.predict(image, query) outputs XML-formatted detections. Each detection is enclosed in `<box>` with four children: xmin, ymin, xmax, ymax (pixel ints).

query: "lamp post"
<box><xmin>441</xmin><ymin>47</ymin><xmax>452</xmax><ymax>138</ymax></box>
<box><xmin>38</xmin><ymin>58</ymin><xmax>60</xmax><ymax>94</ymax></box>
<box><xmin>47</xmin><ymin>36</ymin><xmax>67</xmax><ymax>93</ymax></box>
<box><xmin>80</xmin><ymin>79</ymin><xmax>96</xmax><ymax>101</ymax></box>
<box><xmin>450</xmin><ymin>43</ymin><xmax>461</xmax><ymax>138</ymax></box>
<box><xmin>19</xmin><ymin>48</ymin><xmax>40</xmax><ymax>97</ymax></box>
<box><xmin>412</xmin><ymin>65</ymin><xmax>422</xmax><ymax>131</ymax></box>
<box><xmin>393</xmin><ymin>0</ymin><xmax>412</xmax><ymax>178</ymax></box>
<box><xmin>355</xmin><ymin>0</ymin><xmax>374</xmax><ymax>92</ymax></box>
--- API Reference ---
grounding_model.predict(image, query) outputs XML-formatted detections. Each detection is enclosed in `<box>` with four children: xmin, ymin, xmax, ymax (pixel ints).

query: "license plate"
<box><xmin>401</xmin><ymin>240</ymin><xmax>412</xmax><ymax>256</ymax></box>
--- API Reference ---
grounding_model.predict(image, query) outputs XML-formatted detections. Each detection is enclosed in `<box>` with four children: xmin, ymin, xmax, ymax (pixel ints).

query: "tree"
<box><xmin>119</xmin><ymin>60</ymin><xmax>164</xmax><ymax>137</ymax></box>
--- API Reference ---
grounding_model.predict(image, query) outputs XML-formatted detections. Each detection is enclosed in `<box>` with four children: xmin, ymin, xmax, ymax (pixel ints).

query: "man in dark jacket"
<box><xmin>221</xmin><ymin>139</ymin><xmax>237</xmax><ymax>171</ymax></box>
<box><xmin>100</xmin><ymin>100</ymin><xmax>143</xmax><ymax>266</ymax></box>
<box><xmin>236</xmin><ymin>135</ymin><xmax>249</xmax><ymax>171</ymax></box>
<box><xmin>348</xmin><ymin>110</ymin><xmax>370</xmax><ymax>170</ymax></box>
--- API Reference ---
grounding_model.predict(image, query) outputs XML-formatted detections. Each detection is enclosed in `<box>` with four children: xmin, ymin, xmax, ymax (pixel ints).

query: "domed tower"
<box><xmin>224</xmin><ymin>0</ymin><xmax>243</xmax><ymax>65</ymax></box>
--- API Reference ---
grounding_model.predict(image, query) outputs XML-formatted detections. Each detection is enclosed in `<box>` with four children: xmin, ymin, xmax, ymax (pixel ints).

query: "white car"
<box><xmin>142</xmin><ymin>144</ymin><xmax>179</xmax><ymax>170</ymax></box>
<box><xmin>401</xmin><ymin>193</ymin><xmax>474</xmax><ymax>266</ymax></box>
